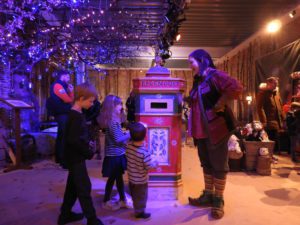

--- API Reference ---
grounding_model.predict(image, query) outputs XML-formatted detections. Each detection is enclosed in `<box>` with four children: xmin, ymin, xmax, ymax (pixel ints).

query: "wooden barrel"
<box><xmin>256</xmin><ymin>155</ymin><xmax>271</xmax><ymax>176</ymax></box>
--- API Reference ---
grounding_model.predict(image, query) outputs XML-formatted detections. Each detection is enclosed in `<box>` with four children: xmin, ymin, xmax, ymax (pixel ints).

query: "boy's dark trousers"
<box><xmin>129</xmin><ymin>182</ymin><xmax>148</xmax><ymax>214</ymax></box>
<box><xmin>60</xmin><ymin>161</ymin><xmax>97</xmax><ymax>219</ymax></box>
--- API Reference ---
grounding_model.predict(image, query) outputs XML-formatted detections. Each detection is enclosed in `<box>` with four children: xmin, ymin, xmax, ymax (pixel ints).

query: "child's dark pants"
<box><xmin>61</xmin><ymin>161</ymin><xmax>97</xmax><ymax>219</ymax></box>
<box><xmin>129</xmin><ymin>182</ymin><xmax>148</xmax><ymax>214</ymax></box>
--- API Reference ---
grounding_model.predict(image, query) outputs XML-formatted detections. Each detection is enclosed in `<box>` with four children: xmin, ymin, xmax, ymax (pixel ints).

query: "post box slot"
<box><xmin>144</xmin><ymin>98</ymin><xmax>173</xmax><ymax>113</ymax></box>
<box><xmin>151</xmin><ymin>102</ymin><xmax>167</xmax><ymax>109</ymax></box>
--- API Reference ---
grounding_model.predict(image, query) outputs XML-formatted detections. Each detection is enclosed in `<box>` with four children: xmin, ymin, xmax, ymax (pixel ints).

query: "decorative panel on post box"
<box><xmin>132</xmin><ymin>65</ymin><xmax>186</xmax><ymax>200</ymax></box>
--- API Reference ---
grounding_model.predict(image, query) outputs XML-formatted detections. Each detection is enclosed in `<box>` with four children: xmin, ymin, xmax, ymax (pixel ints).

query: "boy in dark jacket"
<box><xmin>58</xmin><ymin>83</ymin><xmax>103</xmax><ymax>225</ymax></box>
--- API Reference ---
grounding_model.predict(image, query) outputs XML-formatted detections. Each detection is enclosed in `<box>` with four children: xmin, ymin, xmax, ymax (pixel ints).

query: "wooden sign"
<box><xmin>0</xmin><ymin>99</ymin><xmax>33</xmax><ymax>109</ymax></box>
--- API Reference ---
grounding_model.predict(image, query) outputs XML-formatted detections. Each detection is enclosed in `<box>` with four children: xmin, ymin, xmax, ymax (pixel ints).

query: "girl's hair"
<box><xmin>74</xmin><ymin>83</ymin><xmax>97</xmax><ymax>101</ymax></box>
<box><xmin>189</xmin><ymin>49</ymin><xmax>216</xmax><ymax>75</ymax></box>
<box><xmin>98</xmin><ymin>95</ymin><xmax>122</xmax><ymax>128</ymax></box>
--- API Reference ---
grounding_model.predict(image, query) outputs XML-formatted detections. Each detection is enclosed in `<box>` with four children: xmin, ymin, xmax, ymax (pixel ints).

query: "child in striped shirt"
<box><xmin>126</xmin><ymin>122</ymin><xmax>158</xmax><ymax>219</ymax></box>
<box><xmin>97</xmin><ymin>95</ymin><xmax>131</xmax><ymax>210</ymax></box>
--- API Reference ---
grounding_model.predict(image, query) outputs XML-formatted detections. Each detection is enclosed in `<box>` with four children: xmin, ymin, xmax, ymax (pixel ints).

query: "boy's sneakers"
<box><xmin>135</xmin><ymin>212</ymin><xmax>151</xmax><ymax>219</ymax></box>
<box><xmin>57</xmin><ymin>211</ymin><xmax>84</xmax><ymax>225</ymax></box>
<box><xmin>118</xmin><ymin>200</ymin><xmax>133</xmax><ymax>209</ymax></box>
<box><xmin>102</xmin><ymin>200</ymin><xmax>120</xmax><ymax>211</ymax></box>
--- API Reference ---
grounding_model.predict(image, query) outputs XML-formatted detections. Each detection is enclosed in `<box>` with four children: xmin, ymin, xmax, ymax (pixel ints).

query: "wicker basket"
<box><xmin>242</xmin><ymin>140</ymin><xmax>275</xmax><ymax>171</ymax></box>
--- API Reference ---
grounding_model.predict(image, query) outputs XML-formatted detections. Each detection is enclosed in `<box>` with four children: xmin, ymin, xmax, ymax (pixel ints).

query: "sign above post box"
<box><xmin>133</xmin><ymin>66</ymin><xmax>186</xmax><ymax>93</ymax></box>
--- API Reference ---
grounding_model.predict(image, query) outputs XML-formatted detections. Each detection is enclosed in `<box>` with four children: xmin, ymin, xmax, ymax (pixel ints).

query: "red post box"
<box><xmin>132</xmin><ymin>65</ymin><xmax>186</xmax><ymax>199</ymax></box>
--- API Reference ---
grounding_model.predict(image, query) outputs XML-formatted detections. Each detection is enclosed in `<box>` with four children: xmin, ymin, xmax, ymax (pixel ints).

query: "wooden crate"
<box><xmin>257</xmin><ymin>155</ymin><xmax>271</xmax><ymax>175</ymax></box>
<box><xmin>242</xmin><ymin>140</ymin><xmax>275</xmax><ymax>171</ymax></box>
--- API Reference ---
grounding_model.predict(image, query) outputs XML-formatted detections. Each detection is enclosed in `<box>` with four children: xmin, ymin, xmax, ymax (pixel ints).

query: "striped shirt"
<box><xmin>126</xmin><ymin>142</ymin><xmax>154</xmax><ymax>184</ymax></box>
<box><xmin>104</xmin><ymin>121</ymin><xmax>129</xmax><ymax>156</ymax></box>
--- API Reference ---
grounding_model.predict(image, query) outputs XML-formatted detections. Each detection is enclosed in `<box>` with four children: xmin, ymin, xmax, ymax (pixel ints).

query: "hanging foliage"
<box><xmin>0</xmin><ymin>0</ymin><xmax>186</xmax><ymax>74</ymax></box>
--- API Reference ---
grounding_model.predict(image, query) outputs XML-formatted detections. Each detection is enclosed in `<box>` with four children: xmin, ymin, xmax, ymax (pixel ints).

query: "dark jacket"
<box><xmin>126</xmin><ymin>95</ymin><xmax>135</xmax><ymax>122</ymax></box>
<box><xmin>64</xmin><ymin>110</ymin><xmax>94</xmax><ymax>166</ymax></box>
<box><xmin>286</xmin><ymin>109</ymin><xmax>300</xmax><ymax>135</ymax></box>
<box><xmin>256</xmin><ymin>85</ymin><xmax>285</xmax><ymax>131</ymax></box>
<box><xmin>46</xmin><ymin>80</ymin><xmax>72</xmax><ymax>116</ymax></box>
<box><xmin>83</xmin><ymin>99</ymin><xmax>101</xmax><ymax>125</ymax></box>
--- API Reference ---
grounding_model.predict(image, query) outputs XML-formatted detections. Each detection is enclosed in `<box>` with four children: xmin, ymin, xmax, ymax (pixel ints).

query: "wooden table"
<box><xmin>0</xmin><ymin>99</ymin><xmax>34</xmax><ymax>172</ymax></box>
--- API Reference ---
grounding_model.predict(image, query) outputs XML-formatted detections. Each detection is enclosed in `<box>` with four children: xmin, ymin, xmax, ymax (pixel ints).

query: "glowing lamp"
<box><xmin>266</xmin><ymin>20</ymin><xmax>281</xmax><ymax>33</ymax></box>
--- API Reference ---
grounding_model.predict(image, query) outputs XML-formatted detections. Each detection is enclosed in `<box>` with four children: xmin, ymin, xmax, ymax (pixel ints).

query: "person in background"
<box><xmin>83</xmin><ymin>96</ymin><xmax>102</xmax><ymax>160</ymax></box>
<box><xmin>286</xmin><ymin>80</ymin><xmax>300</xmax><ymax>163</ymax></box>
<box><xmin>257</xmin><ymin>76</ymin><xmax>285</xmax><ymax>154</ymax></box>
<box><xmin>97</xmin><ymin>95</ymin><xmax>131</xmax><ymax>211</ymax></box>
<box><xmin>282</xmin><ymin>80</ymin><xmax>300</xmax><ymax>114</ymax></box>
<box><xmin>187</xmin><ymin>49</ymin><xmax>242</xmax><ymax>219</ymax></box>
<box><xmin>58</xmin><ymin>83</ymin><xmax>103</xmax><ymax>225</ymax></box>
<box><xmin>292</xmin><ymin>80</ymin><xmax>300</xmax><ymax>102</ymax></box>
<box><xmin>126</xmin><ymin>91</ymin><xmax>136</xmax><ymax>123</ymax></box>
<box><xmin>126</xmin><ymin>122</ymin><xmax>158</xmax><ymax>219</ymax></box>
<box><xmin>286</xmin><ymin>102</ymin><xmax>300</xmax><ymax>163</ymax></box>
<box><xmin>46</xmin><ymin>70</ymin><xmax>74</xmax><ymax>168</ymax></box>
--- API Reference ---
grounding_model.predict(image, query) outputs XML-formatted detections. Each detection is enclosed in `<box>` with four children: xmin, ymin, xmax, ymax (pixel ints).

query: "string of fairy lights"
<box><xmin>0</xmin><ymin>0</ymin><xmax>186</xmax><ymax>76</ymax></box>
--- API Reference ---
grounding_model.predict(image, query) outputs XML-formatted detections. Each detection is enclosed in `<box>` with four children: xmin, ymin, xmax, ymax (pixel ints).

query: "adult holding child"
<box><xmin>187</xmin><ymin>49</ymin><xmax>242</xmax><ymax>219</ymax></box>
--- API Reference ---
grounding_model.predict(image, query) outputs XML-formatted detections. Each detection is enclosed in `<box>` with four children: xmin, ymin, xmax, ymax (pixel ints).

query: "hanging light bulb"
<box><xmin>246</xmin><ymin>96</ymin><xmax>252</xmax><ymax>105</ymax></box>
<box><xmin>289</xmin><ymin>10</ymin><xmax>296</xmax><ymax>18</ymax></box>
<box><xmin>266</xmin><ymin>20</ymin><xmax>281</xmax><ymax>33</ymax></box>
<box><xmin>176</xmin><ymin>33</ymin><xmax>181</xmax><ymax>41</ymax></box>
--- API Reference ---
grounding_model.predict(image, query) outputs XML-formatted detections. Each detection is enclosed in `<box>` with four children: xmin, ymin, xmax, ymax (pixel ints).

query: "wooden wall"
<box><xmin>216</xmin><ymin>13</ymin><xmax>300</xmax><ymax>99</ymax></box>
<box><xmin>26</xmin><ymin>67</ymin><xmax>193</xmax><ymax>121</ymax></box>
<box><xmin>215</xmin><ymin>12</ymin><xmax>300</xmax><ymax>120</ymax></box>
<box><xmin>88</xmin><ymin>69</ymin><xmax>193</xmax><ymax>104</ymax></box>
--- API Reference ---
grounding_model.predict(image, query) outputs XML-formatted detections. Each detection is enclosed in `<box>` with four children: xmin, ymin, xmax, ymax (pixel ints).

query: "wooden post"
<box><xmin>14</xmin><ymin>108</ymin><xmax>21</xmax><ymax>166</ymax></box>
<box><xmin>0</xmin><ymin>99</ymin><xmax>33</xmax><ymax>172</ymax></box>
